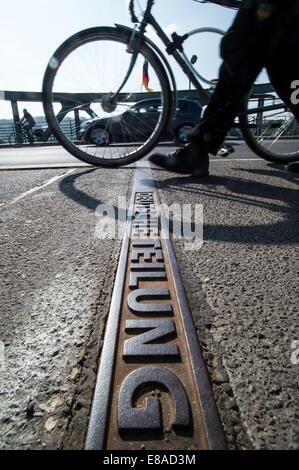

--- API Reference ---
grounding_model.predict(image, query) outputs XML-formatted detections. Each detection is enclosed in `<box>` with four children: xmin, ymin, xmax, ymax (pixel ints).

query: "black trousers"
<box><xmin>191</xmin><ymin>0</ymin><xmax>299</xmax><ymax>154</ymax></box>
<box><xmin>24</xmin><ymin>124</ymin><xmax>34</xmax><ymax>144</ymax></box>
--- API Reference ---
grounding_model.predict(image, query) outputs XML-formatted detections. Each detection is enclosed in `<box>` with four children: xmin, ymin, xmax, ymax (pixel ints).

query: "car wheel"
<box><xmin>175</xmin><ymin>124</ymin><xmax>194</xmax><ymax>145</ymax></box>
<box><xmin>91</xmin><ymin>128</ymin><xmax>110</xmax><ymax>146</ymax></box>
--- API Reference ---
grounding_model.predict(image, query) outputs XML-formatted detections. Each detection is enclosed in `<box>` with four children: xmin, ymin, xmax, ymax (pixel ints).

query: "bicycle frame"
<box><xmin>13</xmin><ymin>123</ymin><xmax>46</xmax><ymax>144</ymax></box>
<box><xmin>116</xmin><ymin>0</ymin><xmax>211</xmax><ymax>106</ymax></box>
<box><xmin>41</xmin><ymin>0</ymin><xmax>298</xmax><ymax>165</ymax></box>
<box><xmin>146</xmin><ymin>17</ymin><xmax>211</xmax><ymax>105</ymax></box>
<box><xmin>122</xmin><ymin>0</ymin><xmax>284</xmax><ymax>117</ymax></box>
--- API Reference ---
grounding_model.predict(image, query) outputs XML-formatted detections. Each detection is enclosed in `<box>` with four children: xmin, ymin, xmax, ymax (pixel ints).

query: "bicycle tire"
<box><xmin>42</xmin><ymin>27</ymin><xmax>172</xmax><ymax>167</ymax></box>
<box><xmin>240</xmin><ymin>91</ymin><xmax>299</xmax><ymax>163</ymax></box>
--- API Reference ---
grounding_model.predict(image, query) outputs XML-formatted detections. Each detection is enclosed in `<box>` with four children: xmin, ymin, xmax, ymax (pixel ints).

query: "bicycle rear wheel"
<box><xmin>181</xmin><ymin>28</ymin><xmax>224</xmax><ymax>86</ymax></box>
<box><xmin>240</xmin><ymin>87</ymin><xmax>299</xmax><ymax>163</ymax></box>
<box><xmin>43</xmin><ymin>27</ymin><xmax>172</xmax><ymax>167</ymax></box>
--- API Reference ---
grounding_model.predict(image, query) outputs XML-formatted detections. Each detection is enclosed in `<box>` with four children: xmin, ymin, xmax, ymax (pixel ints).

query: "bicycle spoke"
<box><xmin>242</xmin><ymin>92</ymin><xmax>299</xmax><ymax>161</ymax></box>
<box><xmin>43</xmin><ymin>29</ymin><xmax>170</xmax><ymax>165</ymax></box>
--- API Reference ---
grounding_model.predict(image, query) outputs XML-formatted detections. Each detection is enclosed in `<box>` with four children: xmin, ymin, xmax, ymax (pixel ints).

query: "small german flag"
<box><xmin>142</xmin><ymin>60</ymin><xmax>154</xmax><ymax>93</ymax></box>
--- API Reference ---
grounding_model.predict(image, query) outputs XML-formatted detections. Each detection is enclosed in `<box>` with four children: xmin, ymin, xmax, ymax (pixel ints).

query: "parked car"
<box><xmin>79</xmin><ymin>99</ymin><xmax>202</xmax><ymax>146</ymax></box>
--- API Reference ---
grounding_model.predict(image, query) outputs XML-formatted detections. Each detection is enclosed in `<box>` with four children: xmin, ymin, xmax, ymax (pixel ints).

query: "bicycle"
<box><xmin>42</xmin><ymin>0</ymin><xmax>299</xmax><ymax>167</ymax></box>
<box><xmin>9</xmin><ymin>123</ymin><xmax>45</xmax><ymax>147</ymax></box>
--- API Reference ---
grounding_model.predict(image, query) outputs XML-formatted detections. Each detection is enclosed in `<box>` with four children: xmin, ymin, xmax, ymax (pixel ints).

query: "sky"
<box><xmin>0</xmin><ymin>0</ymin><xmax>236</xmax><ymax>118</ymax></box>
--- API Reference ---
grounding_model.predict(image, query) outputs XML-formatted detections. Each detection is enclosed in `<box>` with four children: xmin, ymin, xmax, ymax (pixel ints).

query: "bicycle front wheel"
<box><xmin>240</xmin><ymin>89</ymin><xmax>299</xmax><ymax>163</ymax></box>
<box><xmin>43</xmin><ymin>27</ymin><xmax>172</xmax><ymax>167</ymax></box>
<box><xmin>9</xmin><ymin>132</ymin><xmax>22</xmax><ymax>147</ymax></box>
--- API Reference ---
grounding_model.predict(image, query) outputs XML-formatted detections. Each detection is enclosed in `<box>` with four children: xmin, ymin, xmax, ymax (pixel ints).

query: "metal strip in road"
<box><xmin>85</xmin><ymin>161</ymin><xmax>226</xmax><ymax>451</ymax></box>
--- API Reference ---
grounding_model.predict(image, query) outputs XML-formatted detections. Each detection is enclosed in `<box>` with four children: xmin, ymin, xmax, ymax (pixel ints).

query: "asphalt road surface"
<box><xmin>0</xmin><ymin>144</ymin><xmax>298</xmax><ymax>450</ymax></box>
<box><xmin>0</xmin><ymin>141</ymin><xmax>261</xmax><ymax>170</ymax></box>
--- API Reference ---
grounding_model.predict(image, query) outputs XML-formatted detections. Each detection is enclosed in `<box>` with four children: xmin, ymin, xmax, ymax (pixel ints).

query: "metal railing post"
<box><xmin>257</xmin><ymin>97</ymin><xmax>265</xmax><ymax>136</ymax></box>
<box><xmin>11</xmin><ymin>100</ymin><xmax>23</xmax><ymax>144</ymax></box>
<box><xmin>74</xmin><ymin>109</ymin><xmax>80</xmax><ymax>141</ymax></box>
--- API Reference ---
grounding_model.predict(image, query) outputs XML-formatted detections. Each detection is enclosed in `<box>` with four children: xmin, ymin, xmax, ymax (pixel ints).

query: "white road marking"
<box><xmin>0</xmin><ymin>169</ymin><xmax>75</xmax><ymax>209</ymax></box>
<box><xmin>211</xmin><ymin>158</ymin><xmax>262</xmax><ymax>162</ymax></box>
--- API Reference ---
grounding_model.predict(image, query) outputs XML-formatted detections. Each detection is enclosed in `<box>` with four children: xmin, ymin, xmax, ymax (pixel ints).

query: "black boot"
<box><xmin>149</xmin><ymin>141</ymin><xmax>209</xmax><ymax>177</ymax></box>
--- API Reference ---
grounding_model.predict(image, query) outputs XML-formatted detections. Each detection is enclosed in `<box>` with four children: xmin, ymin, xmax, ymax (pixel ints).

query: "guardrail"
<box><xmin>1</xmin><ymin>85</ymin><xmax>297</xmax><ymax>146</ymax></box>
<box><xmin>0</xmin><ymin>88</ymin><xmax>209</xmax><ymax>146</ymax></box>
<box><xmin>0</xmin><ymin>89</ymin><xmax>98</xmax><ymax>145</ymax></box>
<box><xmin>0</xmin><ymin>119</ymin><xmax>78</xmax><ymax>145</ymax></box>
<box><xmin>0</xmin><ymin>122</ymin><xmax>14</xmax><ymax>144</ymax></box>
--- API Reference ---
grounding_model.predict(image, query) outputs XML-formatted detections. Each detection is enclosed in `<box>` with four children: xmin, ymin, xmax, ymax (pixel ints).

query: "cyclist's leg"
<box><xmin>24</xmin><ymin>125</ymin><xmax>34</xmax><ymax>144</ymax></box>
<box><xmin>150</xmin><ymin>2</ymin><xmax>264</xmax><ymax>173</ymax></box>
<box><xmin>190</xmin><ymin>0</ymin><xmax>295</xmax><ymax>155</ymax></box>
<box><xmin>24</xmin><ymin>125</ymin><xmax>31</xmax><ymax>143</ymax></box>
<box><xmin>29</xmin><ymin>127</ymin><xmax>35</xmax><ymax>144</ymax></box>
<box><xmin>191</xmin><ymin>61</ymin><xmax>262</xmax><ymax>155</ymax></box>
<box><xmin>150</xmin><ymin>1</ymin><xmax>297</xmax><ymax>174</ymax></box>
<box><xmin>268</xmin><ymin>16</ymin><xmax>299</xmax><ymax>170</ymax></box>
<box><xmin>266</xmin><ymin>25</ymin><xmax>299</xmax><ymax>122</ymax></box>
<box><xmin>189</xmin><ymin>2</ymin><xmax>266</xmax><ymax>154</ymax></box>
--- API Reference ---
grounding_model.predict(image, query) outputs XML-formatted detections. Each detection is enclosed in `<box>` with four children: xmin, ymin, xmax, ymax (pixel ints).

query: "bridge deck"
<box><xmin>0</xmin><ymin>144</ymin><xmax>298</xmax><ymax>450</ymax></box>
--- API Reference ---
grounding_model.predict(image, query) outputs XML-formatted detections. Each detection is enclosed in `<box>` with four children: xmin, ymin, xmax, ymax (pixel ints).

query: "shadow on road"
<box><xmin>58</xmin><ymin>165</ymin><xmax>298</xmax><ymax>246</ymax></box>
<box><xmin>234</xmin><ymin>165</ymin><xmax>299</xmax><ymax>184</ymax></box>
<box><xmin>148</xmin><ymin>165</ymin><xmax>298</xmax><ymax>246</ymax></box>
<box><xmin>58</xmin><ymin>168</ymin><xmax>130</xmax><ymax>220</ymax></box>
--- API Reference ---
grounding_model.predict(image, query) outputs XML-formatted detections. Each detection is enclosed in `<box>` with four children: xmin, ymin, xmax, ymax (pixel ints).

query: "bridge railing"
<box><xmin>0</xmin><ymin>89</ymin><xmax>204</xmax><ymax>146</ymax></box>
<box><xmin>0</xmin><ymin>120</ymin><xmax>78</xmax><ymax>145</ymax></box>
<box><xmin>2</xmin><ymin>84</ymin><xmax>295</xmax><ymax>146</ymax></box>
<box><xmin>0</xmin><ymin>122</ymin><xmax>15</xmax><ymax>144</ymax></box>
